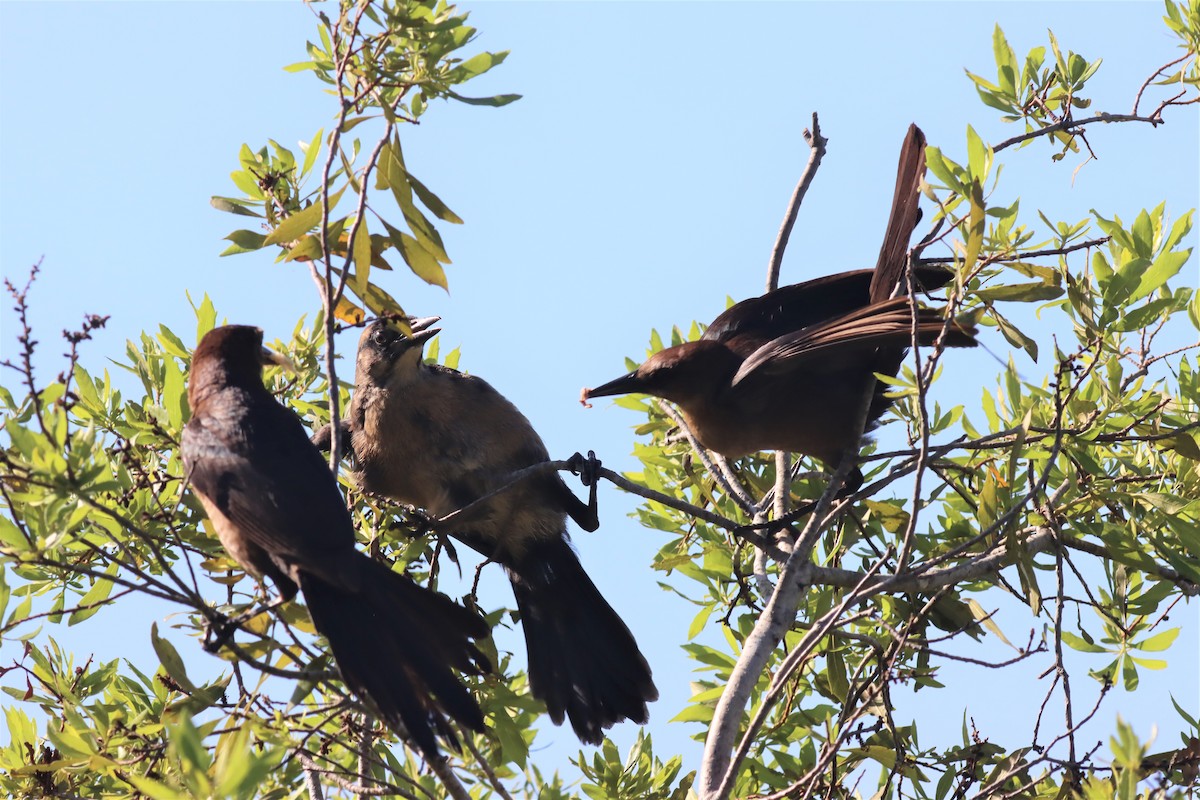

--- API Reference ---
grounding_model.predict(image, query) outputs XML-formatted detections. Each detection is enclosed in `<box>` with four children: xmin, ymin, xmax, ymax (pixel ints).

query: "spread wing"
<box><xmin>182</xmin><ymin>394</ymin><xmax>356</xmax><ymax>566</ymax></box>
<box><xmin>703</xmin><ymin>265</ymin><xmax>959</xmax><ymax>355</ymax></box>
<box><xmin>731</xmin><ymin>298</ymin><xmax>973</xmax><ymax>387</ymax></box>
<box><xmin>702</xmin><ymin>271</ymin><xmax>875</xmax><ymax>347</ymax></box>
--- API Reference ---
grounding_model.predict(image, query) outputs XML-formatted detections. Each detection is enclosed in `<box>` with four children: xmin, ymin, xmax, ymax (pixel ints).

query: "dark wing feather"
<box><xmin>182</xmin><ymin>394</ymin><xmax>355</xmax><ymax>567</ymax></box>
<box><xmin>702</xmin><ymin>270</ymin><xmax>876</xmax><ymax>346</ymax></box>
<box><xmin>731</xmin><ymin>298</ymin><xmax>975</xmax><ymax>387</ymax></box>
<box><xmin>703</xmin><ymin>264</ymin><xmax>959</xmax><ymax>354</ymax></box>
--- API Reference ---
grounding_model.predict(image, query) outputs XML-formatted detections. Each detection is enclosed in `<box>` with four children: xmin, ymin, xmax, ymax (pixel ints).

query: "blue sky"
<box><xmin>2</xmin><ymin>0</ymin><xmax>1197</xmax><ymax>782</ymax></box>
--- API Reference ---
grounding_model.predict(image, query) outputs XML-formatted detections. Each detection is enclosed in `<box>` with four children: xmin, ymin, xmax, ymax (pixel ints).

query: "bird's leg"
<box><xmin>565</xmin><ymin>450</ymin><xmax>602</xmax><ymax>532</ymax></box>
<box><xmin>398</xmin><ymin>506</ymin><xmax>461</xmax><ymax>564</ymax></box>
<box><xmin>309</xmin><ymin>419</ymin><xmax>354</xmax><ymax>459</ymax></box>
<box><xmin>735</xmin><ymin>466</ymin><xmax>864</xmax><ymax>539</ymax></box>
<box><xmin>403</xmin><ymin>505</ymin><xmax>437</xmax><ymax>537</ymax></box>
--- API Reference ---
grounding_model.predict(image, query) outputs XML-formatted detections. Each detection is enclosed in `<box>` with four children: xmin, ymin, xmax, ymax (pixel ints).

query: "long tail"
<box><xmin>299</xmin><ymin>556</ymin><xmax>489</xmax><ymax>758</ymax></box>
<box><xmin>870</xmin><ymin>123</ymin><xmax>928</xmax><ymax>303</ymax></box>
<box><xmin>509</xmin><ymin>536</ymin><xmax>656</xmax><ymax>745</ymax></box>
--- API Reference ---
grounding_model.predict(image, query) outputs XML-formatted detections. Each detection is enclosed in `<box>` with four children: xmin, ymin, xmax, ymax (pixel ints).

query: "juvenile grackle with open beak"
<box><xmin>582</xmin><ymin>125</ymin><xmax>978</xmax><ymax>493</ymax></box>
<box><xmin>181</xmin><ymin>325</ymin><xmax>488</xmax><ymax>758</ymax></box>
<box><xmin>315</xmin><ymin>317</ymin><xmax>657</xmax><ymax>745</ymax></box>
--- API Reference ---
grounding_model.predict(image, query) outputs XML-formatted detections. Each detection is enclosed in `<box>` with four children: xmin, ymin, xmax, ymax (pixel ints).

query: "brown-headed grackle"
<box><xmin>582</xmin><ymin>125</ymin><xmax>978</xmax><ymax>492</ymax></box>
<box><xmin>182</xmin><ymin>325</ymin><xmax>488</xmax><ymax>758</ymax></box>
<box><xmin>316</xmin><ymin>317</ymin><xmax>657</xmax><ymax>745</ymax></box>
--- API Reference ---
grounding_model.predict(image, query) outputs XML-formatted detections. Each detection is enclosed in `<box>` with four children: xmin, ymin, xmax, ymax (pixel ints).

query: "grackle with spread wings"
<box><xmin>583</xmin><ymin>124</ymin><xmax>978</xmax><ymax>493</ymax></box>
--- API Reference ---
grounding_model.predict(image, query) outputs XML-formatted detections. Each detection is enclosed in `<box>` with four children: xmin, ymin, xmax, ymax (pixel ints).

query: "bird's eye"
<box><xmin>372</xmin><ymin>328</ymin><xmax>390</xmax><ymax>346</ymax></box>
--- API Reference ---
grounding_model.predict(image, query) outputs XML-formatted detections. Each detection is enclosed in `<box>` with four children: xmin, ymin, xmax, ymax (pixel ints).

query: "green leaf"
<box><xmin>382</xmin><ymin>219</ymin><xmax>448</xmax><ymax>290</ymax></box>
<box><xmin>1165</xmin><ymin>431</ymin><xmax>1200</xmax><ymax>460</ymax></box>
<box><xmin>1129</xmin><ymin>656</ymin><xmax>1168</xmax><ymax>670</ymax></box>
<box><xmin>990</xmin><ymin>307</ymin><xmax>1038</xmax><ymax>361</ymax></box>
<box><xmin>68</xmin><ymin>561</ymin><xmax>118</xmax><ymax>626</ymax></box>
<box><xmin>974</xmin><ymin>281</ymin><xmax>1064</xmax><ymax>303</ymax></box>
<box><xmin>169</xmin><ymin>717</ymin><xmax>212</xmax><ymax>773</ymax></box>
<box><xmin>1116</xmin><ymin>295</ymin><xmax>1182</xmax><ymax>332</ymax></box>
<box><xmin>222</xmin><ymin>231</ymin><xmax>266</xmax><ymax>256</ymax></box>
<box><xmin>966</xmin><ymin>125</ymin><xmax>989</xmax><ymax>181</ymax></box>
<box><xmin>1060</xmin><ymin>630</ymin><xmax>1109</xmax><ymax>654</ymax></box>
<box><xmin>1133</xmin><ymin>627</ymin><xmax>1180</xmax><ymax>652</ymax></box>
<box><xmin>151</xmin><ymin>621</ymin><xmax>197</xmax><ymax>693</ymax></box>
<box><xmin>229</xmin><ymin>169</ymin><xmax>262</xmax><ymax>199</ymax></box>
<box><xmin>1121</xmin><ymin>653</ymin><xmax>1139</xmax><ymax>690</ymax></box>
<box><xmin>157</xmin><ymin>325</ymin><xmax>191</xmax><ymax>359</ymax></box>
<box><xmin>447</xmin><ymin>50</ymin><xmax>510</xmax><ymax>82</ymax></box>
<box><xmin>0</xmin><ymin>513</ymin><xmax>29</xmax><ymax>550</ymax></box>
<box><xmin>45</xmin><ymin>724</ymin><xmax>95</xmax><ymax>759</ymax></box>
<box><xmin>670</xmin><ymin>704</ymin><xmax>715</xmax><ymax>724</ymax></box>
<box><xmin>408</xmin><ymin>171</ymin><xmax>463</xmax><ymax>224</ymax></box>
<box><xmin>993</xmin><ymin>25</ymin><xmax>1018</xmax><ymax>96</ymax></box>
<box><xmin>1048</xmin><ymin>29</ymin><xmax>1068</xmax><ymax>83</ymax></box>
<box><xmin>964</xmin><ymin>69</ymin><xmax>1002</xmax><ymax>94</ymax></box>
<box><xmin>300</xmin><ymin>127</ymin><xmax>324</xmax><ymax>179</ymax></box>
<box><xmin>492</xmin><ymin>708</ymin><xmax>529</xmax><ymax>768</ymax></box>
<box><xmin>263</xmin><ymin>184</ymin><xmax>346</xmax><ymax>247</ymax></box>
<box><xmin>262</xmin><ymin>201</ymin><xmax>323</xmax><ymax>246</ymax></box>
<box><xmin>352</xmin><ymin>218</ymin><xmax>372</xmax><ymax>296</ymax></box>
<box><xmin>1171</xmin><ymin>694</ymin><xmax>1199</xmax><ymax>728</ymax></box>
<box><xmin>1130</xmin><ymin>250</ymin><xmax>1190</xmax><ymax>303</ymax></box>
<box><xmin>1159</xmin><ymin>209</ymin><xmax>1194</xmax><ymax>254</ymax></box>
<box><xmin>162</xmin><ymin>356</ymin><xmax>186</xmax><ymax>427</ymax></box>
<box><xmin>687</xmin><ymin>605</ymin><xmax>714</xmax><ymax>640</ymax></box>
<box><xmin>446</xmin><ymin>89</ymin><xmax>522</xmax><ymax>107</ymax></box>
<box><xmin>1130</xmin><ymin>208</ymin><xmax>1155</xmax><ymax>259</ymax></box>
<box><xmin>1132</xmin><ymin>492</ymin><xmax>1190</xmax><ymax>514</ymax></box>
<box><xmin>191</xmin><ymin>293</ymin><xmax>217</xmax><ymax>340</ymax></box>
<box><xmin>924</xmin><ymin>146</ymin><xmax>965</xmax><ymax>194</ymax></box>
<box><xmin>964</xmin><ymin>178</ymin><xmax>986</xmax><ymax>269</ymax></box>
<box><xmin>210</xmin><ymin>197</ymin><xmax>263</xmax><ymax>218</ymax></box>
<box><xmin>967</xmin><ymin>598</ymin><xmax>1013</xmax><ymax>646</ymax></box>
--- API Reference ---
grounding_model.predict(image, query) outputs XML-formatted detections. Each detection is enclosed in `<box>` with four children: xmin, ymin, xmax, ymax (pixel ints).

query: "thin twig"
<box><xmin>994</xmin><ymin>110</ymin><xmax>1175</xmax><ymax>153</ymax></box>
<box><xmin>765</xmin><ymin>113</ymin><xmax>827</xmax><ymax>292</ymax></box>
<box><xmin>917</xmin><ymin>235</ymin><xmax>1109</xmax><ymax>264</ymax></box>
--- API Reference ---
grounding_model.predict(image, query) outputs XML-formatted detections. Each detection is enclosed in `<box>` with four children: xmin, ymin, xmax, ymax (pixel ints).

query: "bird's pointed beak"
<box><xmin>580</xmin><ymin>371</ymin><xmax>642</xmax><ymax>408</ymax></box>
<box><xmin>407</xmin><ymin>315</ymin><xmax>442</xmax><ymax>345</ymax></box>
<box><xmin>261</xmin><ymin>347</ymin><xmax>297</xmax><ymax>373</ymax></box>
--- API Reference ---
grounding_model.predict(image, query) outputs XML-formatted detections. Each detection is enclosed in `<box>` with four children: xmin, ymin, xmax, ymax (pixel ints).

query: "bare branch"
<box><xmin>766</xmin><ymin>112</ymin><xmax>827</xmax><ymax>293</ymax></box>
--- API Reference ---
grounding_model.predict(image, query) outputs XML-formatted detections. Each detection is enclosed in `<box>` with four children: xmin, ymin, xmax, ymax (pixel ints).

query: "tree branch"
<box><xmin>765</xmin><ymin>113</ymin><xmax>826</xmax><ymax>293</ymax></box>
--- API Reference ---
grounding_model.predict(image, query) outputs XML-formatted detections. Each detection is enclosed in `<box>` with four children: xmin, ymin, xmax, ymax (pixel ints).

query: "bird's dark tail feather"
<box><xmin>871</xmin><ymin>123</ymin><xmax>929</xmax><ymax>303</ymax></box>
<box><xmin>299</xmin><ymin>556</ymin><xmax>489</xmax><ymax>759</ymax></box>
<box><xmin>509</xmin><ymin>536</ymin><xmax>657</xmax><ymax>745</ymax></box>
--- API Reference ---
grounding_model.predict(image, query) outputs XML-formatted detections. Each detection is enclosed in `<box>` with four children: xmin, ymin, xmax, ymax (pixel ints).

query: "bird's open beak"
<box><xmin>580</xmin><ymin>372</ymin><xmax>641</xmax><ymax>408</ymax></box>
<box><xmin>261</xmin><ymin>347</ymin><xmax>297</xmax><ymax>373</ymax></box>
<box><xmin>407</xmin><ymin>315</ymin><xmax>442</xmax><ymax>346</ymax></box>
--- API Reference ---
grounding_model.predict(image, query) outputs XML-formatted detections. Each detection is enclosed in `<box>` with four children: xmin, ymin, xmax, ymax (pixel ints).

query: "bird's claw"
<box><xmin>568</xmin><ymin>450</ymin><xmax>602</xmax><ymax>487</ymax></box>
<box><xmin>404</xmin><ymin>507</ymin><xmax>436</xmax><ymax>537</ymax></box>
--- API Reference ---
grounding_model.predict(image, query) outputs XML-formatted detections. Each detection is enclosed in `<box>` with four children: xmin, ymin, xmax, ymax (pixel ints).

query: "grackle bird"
<box><xmin>582</xmin><ymin>125</ymin><xmax>978</xmax><ymax>492</ymax></box>
<box><xmin>315</xmin><ymin>317</ymin><xmax>657</xmax><ymax>745</ymax></box>
<box><xmin>182</xmin><ymin>325</ymin><xmax>488</xmax><ymax>758</ymax></box>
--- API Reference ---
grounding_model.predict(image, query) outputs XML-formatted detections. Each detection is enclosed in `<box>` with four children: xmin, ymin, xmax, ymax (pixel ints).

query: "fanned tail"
<box><xmin>299</xmin><ymin>556</ymin><xmax>489</xmax><ymax>758</ymax></box>
<box><xmin>509</xmin><ymin>536</ymin><xmax>656</xmax><ymax>744</ymax></box>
